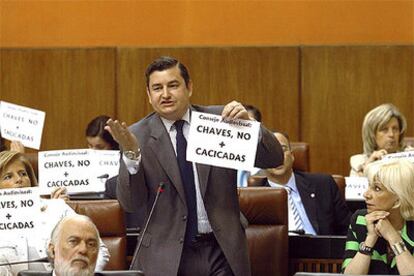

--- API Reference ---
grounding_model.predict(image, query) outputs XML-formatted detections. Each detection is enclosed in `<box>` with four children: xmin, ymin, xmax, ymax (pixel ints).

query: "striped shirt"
<box><xmin>342</xmin><ymin>209</ymin><xmax>414</xmax><ymax>275</ymax></box>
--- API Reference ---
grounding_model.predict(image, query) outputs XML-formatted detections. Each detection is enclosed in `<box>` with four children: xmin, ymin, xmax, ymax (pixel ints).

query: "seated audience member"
<box><xmin>342</xmin><ymin>159</ymin><xmax>414</xmax><ymax>275</ymax></box>
<box><xmin>258</xmin><ymin>132</ymin><xmax>351</xmax><ymax>235</ymax></box>
<box><xmin>47</xmin><ymin>214</ymin><xmax>100</xmax><ymax>276</ymax></box>
<box><xmin>350</xmin><ymin>103</ymin><xmax>410</xmax><ymax>176</ymax></box>
<box><xmin>86</xmin><ymin>115</ymin><xmax>119</xmax><ymax>150</ymax></box>
<box><xmin>0</xmin><ymin>151</ymin><xmax>109</xmax><ymax>272</ymax></box>
<box><xmin>237</xmin><ymin>104</ymin><xmax>262</xmax><ymax>187</ymax></box>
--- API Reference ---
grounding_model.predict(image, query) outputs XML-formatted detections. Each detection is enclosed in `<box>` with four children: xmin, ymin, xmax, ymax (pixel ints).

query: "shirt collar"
<box><xmin>268</xmin><ymin>174</ymin><xmax>297</xmax><ymax>192</ymax></box>
<box><xmin>285</xmin><ymin>174</ymin><xmax>298</xmax><ymax>193</ymax></box>
<box><xmin>160</xmin><ymin>108</ymin><xmax>191</xmax><ymax>131</ymax></box>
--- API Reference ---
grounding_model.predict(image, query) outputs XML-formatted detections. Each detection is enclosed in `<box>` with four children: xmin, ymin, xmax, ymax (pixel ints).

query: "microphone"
<box><xmin>289</xmin><ymin>229</ymin><xmax>306</xmax><ymax>235</ymax></box>
<box><xmin>130</xmin><ymin>182</ymin><xmax>165</xmax><ymax>270</ymax></box>
<box><xmin>0</xmin><ymin>256</ymin><xmax>49</xmax><ymax>267</ymax></box>
<box><xmin>97</xmin><ymin>174</ymin><xmax>110</xmax><ymax>179</ymax></box>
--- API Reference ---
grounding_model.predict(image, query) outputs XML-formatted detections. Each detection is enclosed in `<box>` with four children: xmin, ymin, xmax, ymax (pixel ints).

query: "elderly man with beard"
<box><xmin>47</xmin><ymin>214</ymin><xmax>99</xmax><ymax>276</ymax></box>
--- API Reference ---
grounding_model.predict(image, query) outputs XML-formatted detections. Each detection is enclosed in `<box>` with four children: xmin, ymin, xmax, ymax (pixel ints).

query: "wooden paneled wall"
<box><xmin>301</xmin><ymin>46</ymin><xmax>414</xmax><ymax>175</ymax></box>
<box><xmin>0</xmin><ymin>48</ymin><xmax>116</xmax><ymax>150</ymax></box>
<box><xmin>1</xmin><ymin>46</ymin><xmax>413</xmax><ymax>176</ymax></box>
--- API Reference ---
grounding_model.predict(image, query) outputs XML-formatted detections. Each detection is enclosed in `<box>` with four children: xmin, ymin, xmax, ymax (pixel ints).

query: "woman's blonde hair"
<box><xmin>0</xmin><ymin>151</ymin><xmax>37</xmax><ymax>186</ymax></box>
<box><xmin>362</xmin><ymin>103</ymin><xmax>407</xmax><ymax>155</ymax></box>
<box><xmin>366</xmin><ymin>159</ymin><xmax>414</xmax><ymax>220</ymax></box>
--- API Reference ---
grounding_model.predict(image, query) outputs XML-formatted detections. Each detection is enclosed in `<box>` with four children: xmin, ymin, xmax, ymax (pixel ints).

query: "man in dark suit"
<box><xmin>260</xmin><ymin>132</ymin><xmax>351</xmax><ymax>235</ymax></box>
<box><xmin>106</xmin><ymin>56</ymin><xmax>283</xmax><ymax>276</ymax></box>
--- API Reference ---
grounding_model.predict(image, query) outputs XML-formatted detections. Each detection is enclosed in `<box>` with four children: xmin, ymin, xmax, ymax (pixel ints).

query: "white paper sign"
<box><xmin>345</xmin><ymin>176</ymin><xmax>369</xmax><ymax>200</ymax></box>
<box><xmin>187</xmin><ymin>111</ymin><xmax>260</xmax><ymax>170</ymax></box>
<box><xmin>38</xmin><ymin>149</ymin><xmax>120</xmax><ymax>194</ymax></box>
<box><xmin>0</xmin><ymin>101</ymin><xmax>46</xmax><ymax>149</ymax></box>
<box><xmin>0</xmin><ymin>187</ymin><xmax>41</xmax><ymax>235</ymax></box>
<box><xmin>382</xmin><ymin>150</ymin><xmax>414</xmax><ymax>162</ymax></box>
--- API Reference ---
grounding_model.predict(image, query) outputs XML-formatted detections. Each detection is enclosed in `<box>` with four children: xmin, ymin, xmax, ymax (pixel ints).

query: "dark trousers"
<box><xmin>178</xmin><ymin>234</ymin><xmax>235</xmax><ymax>276</ymax></box>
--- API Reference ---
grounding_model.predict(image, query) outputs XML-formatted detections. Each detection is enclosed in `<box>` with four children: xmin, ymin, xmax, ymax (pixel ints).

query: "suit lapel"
<box><xmin>295</xmin><ymin>172</ymin><xmax>319</xmax><ymax>233</ymax></box>
<box><xmin>148</xmin><ymin>115</ymin><xmax>186</xmax><ymax>205</ymax></box>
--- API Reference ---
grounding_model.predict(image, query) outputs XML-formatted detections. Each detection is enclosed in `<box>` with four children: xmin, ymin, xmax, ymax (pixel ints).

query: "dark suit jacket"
<box><xmin>117</xmin><ymin>105</ymin><xmax>283</xmax><ymax>276</ymax></box>
<box><xmin>266</xmin><ymin>170</ymin><xmax>351</xmax><ymax>235</ymax></box>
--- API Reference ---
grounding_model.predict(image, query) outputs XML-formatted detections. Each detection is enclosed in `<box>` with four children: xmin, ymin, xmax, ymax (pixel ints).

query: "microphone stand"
<box><xmin>130</xmin><ymin>182</ymin><xmax>165</xmax><ymax>270</ymax></box>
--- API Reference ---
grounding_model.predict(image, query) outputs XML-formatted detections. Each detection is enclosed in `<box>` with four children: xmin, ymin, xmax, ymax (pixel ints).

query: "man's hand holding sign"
<box><xmin>106</xmin><ymin>100</ymin><xmax>257</xmax><ymax>169</ymax></box>
<box><xmin>187</xmin><ymin>111</ymin><xmax>260</xmax><ymax>170</ymax></box>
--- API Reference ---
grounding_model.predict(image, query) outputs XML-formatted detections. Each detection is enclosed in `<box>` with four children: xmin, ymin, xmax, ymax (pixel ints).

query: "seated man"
<box><xmin>47</xmin><ymin>214</ymin><xmax>99</xmax><ymax>276</ymax></box>
<box><xmin>258</xmin><ymin>132</ymin><xmax>351</xmax><ymax>235</ymax></box>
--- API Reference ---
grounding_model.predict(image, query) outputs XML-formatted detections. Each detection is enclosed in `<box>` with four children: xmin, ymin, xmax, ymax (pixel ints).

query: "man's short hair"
<box><xmin>145</xmin><ymin>56</ymin><xmax>191</xmax><ymax>89</ymax></box>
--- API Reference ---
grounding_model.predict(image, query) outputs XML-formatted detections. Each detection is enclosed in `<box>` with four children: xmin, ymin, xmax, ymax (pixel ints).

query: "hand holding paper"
<box><xmin>221</xmin><ymin>100</ymin><xmax>250</xmax><ymax>120</ymax></box>
<box><xmin>187</xmin><ymin>111</ymin><xmax>260</xmax><ymax>170</ymax></box>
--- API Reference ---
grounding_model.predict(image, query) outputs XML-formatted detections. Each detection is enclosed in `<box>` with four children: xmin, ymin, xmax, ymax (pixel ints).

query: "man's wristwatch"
<box><xmin>359</xmin><ymin>242</ymin><xmax>373</xmax><ymax>255</ymax></box>
<box><xmin>123</xmin><ymin>149</ymin><xmax>141</xmax><ymax>161</ymax></box>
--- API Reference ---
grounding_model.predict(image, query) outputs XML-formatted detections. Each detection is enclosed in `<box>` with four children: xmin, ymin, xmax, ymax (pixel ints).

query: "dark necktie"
<box><xmin>174</xmin><ymin>120</ymin><xmax>198</xmax><ymax>244</ymax></box>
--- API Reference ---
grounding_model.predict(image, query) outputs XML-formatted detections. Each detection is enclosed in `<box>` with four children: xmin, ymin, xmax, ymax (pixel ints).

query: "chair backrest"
<box><xmin>331</xmin><ymin>174</ymin><xmax>346</xmax><ymax>201</ymax></box>
<box><xmin>67</xmin><ymin>200</ymin><xmax>127</xmax><ymax>270</ymax></box>
<box><xmin>238</xmin><ymin>187</ymin><xmax>288</xmax><ymax>276</ymax></box>
<box><xmin>291</xmin><ymin>142</ymin><xmax>310</xmax><ymax>172</ymax></box>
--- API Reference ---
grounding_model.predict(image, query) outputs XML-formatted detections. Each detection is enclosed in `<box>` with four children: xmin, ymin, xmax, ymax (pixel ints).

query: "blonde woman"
<box><xmin>343</xmin><ymin>159</ymin><xmax>414</xmax><ymax>275</ymax></box>
<box><xmin>0</xmin><ymin>151</ymin><xmax>110</xmax><ymax>272</ymax></box>
<box><xmin>350</xmin><ymin>103</ymin><xmax>410</xmax><ymax>176</ymax></box>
